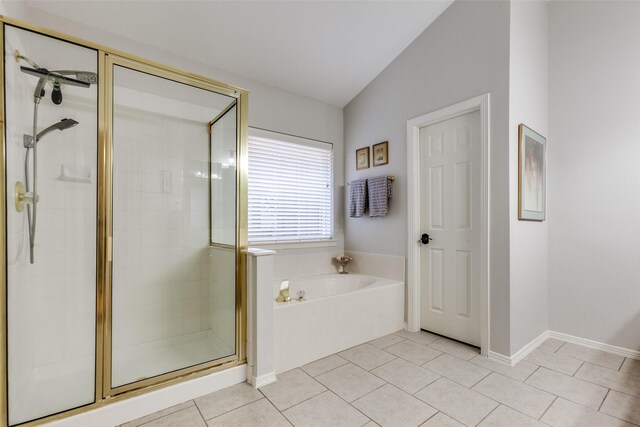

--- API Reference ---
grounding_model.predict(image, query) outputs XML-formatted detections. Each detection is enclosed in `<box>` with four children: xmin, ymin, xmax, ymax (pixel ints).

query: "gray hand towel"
<box><xmin>349</xmin><ymin>179</ymin><xmax>368</xmax><ymax>218</ymax></box>
<box><xmin>368</xmin><ymin>176</ymin><xmax>392</xmax><ymax>217</ymax></box>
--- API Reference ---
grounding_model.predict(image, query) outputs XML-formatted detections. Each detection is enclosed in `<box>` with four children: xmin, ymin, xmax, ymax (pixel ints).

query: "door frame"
<box><xmin>406</xmin><ymin>94</ymin><xmax>490</xmax><ymax>355</ymax></box>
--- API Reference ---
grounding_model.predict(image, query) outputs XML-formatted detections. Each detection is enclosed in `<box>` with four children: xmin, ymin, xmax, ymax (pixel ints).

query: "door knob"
<box><xmin>419</xmin><ymin>233</ymin><xmax>433</xmax><ymax>245</ymax></box>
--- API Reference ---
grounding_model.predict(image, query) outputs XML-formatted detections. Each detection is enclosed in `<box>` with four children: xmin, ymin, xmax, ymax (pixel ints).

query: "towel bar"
<box><xmin>348</xmin><ymin>176</ymin><xmax>395</xmax><ymax>185</ymax></box>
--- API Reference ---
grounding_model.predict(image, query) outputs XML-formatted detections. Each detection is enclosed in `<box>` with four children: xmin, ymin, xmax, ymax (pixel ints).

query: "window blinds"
<box><xmin>248</xmin><ymin>134</ymin><xmax>333</xmax><ymax>243</ymax></box>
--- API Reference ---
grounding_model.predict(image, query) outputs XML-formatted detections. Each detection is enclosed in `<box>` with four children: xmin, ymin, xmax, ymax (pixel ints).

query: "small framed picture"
<box><xmin>356</xmin><ymin>146</ymin><xmax>370</xmax><ymax>170</ymax></box>
<box><xmin>518</xmin><ymin>124</ymin><xmax>546</xmax><ymax>221</ymax></box>
<box><xmin>372</xmin><ymin>141</ymin><xmax>389</xmax><ymax>167</ymax></box>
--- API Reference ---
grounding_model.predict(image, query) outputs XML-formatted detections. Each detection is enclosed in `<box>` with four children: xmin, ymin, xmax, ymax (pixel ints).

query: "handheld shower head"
<box><xmin>23</xmin><ymin>118</ymin><xmax>79</xmax><ymax>148</ymax></box>
<box><xmin>38</xmin><ymin>118</ymin><xmax>79</xmax><ymax>140</ymax></box>
<box><xmin>51</xmin><ymin>118</ymin><xmax>79</xmax><ymax>132</ymax></box>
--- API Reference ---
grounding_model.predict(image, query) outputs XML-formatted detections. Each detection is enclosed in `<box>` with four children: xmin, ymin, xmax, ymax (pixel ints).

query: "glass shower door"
<box><xmin>4</xmin><ymin>26</ymin><xmax>98</xmax><ymax>425</ymax></box>
<box><xmin>109</xmin><ymin>61</ymin><xmax>239</xmax><ymax>391</ymax></box>
<box><xmin>209</xmin><ymin>103</ymin><xmax>238</xmax><ymax>354</ymax></box>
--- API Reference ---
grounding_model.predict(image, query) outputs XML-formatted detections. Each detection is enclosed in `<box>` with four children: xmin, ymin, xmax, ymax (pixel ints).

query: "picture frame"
<box><xmin>356</xmin><ymin>146</ymin><xmax>370</xmax><ymax>170</ymax></box>
<box><xmin>372</xmin><ymin>141</ymin><xmax>389</xmax><ymax>166</ymax></box>
<box><xmin>518</xmin><ymin>124</ymin><xmax>546</xmax><ymax>221</ymax></box>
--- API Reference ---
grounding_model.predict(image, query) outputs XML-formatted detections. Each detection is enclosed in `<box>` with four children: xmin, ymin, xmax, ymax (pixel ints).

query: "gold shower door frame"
<box><xmin>0</xmin><ymin>17</ymin><xmax>249</xmax><ymax>427</ymax></box>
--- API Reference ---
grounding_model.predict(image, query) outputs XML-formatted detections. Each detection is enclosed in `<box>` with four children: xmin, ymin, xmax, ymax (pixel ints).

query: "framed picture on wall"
<box><xmin>518</xmin><ymin>124</ymin><xmax>546</xmax><ymax>221</ymax></box>
<box><xmin>356</xmin><ymin>146</ymin><xmax>370</xmax><ymax>170</ymax></box>
<box><xmin>372</xmin><ymin>141</ymin><xmax>389</xmax><ymax>166</ymax></box>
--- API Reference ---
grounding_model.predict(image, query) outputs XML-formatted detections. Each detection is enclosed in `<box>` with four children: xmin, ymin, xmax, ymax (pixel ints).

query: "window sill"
<box><xmin>249</xmin><ymin>239</ymin><xmax>338</xmax><ymax>250</ymax></box>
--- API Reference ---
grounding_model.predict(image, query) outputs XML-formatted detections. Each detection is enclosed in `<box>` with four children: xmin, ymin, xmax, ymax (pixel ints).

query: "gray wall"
<box><xmin>508</xmin><ymin>0</ymin><xmax>549</xmax><ymax>354</ymax></box>
<box><xmin>548</xmin><ymin>1</ymin><xmax>640</xmax><ymax>351</ymax></box>
<box><xmin>344</xmin><ymin>0</ymin><xmax>512</xmax><ymax>355</ymax></box>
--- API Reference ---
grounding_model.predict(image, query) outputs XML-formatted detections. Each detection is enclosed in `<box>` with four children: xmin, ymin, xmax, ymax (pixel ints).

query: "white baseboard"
<box><xmin>487</xmin><ymin>330</ymin><xmax>639</xmax><ymax>367</ymax></box>
<box><xmin>251</xmin><ymin>372</ymin><xmax>277</xmax><ymax>389</ymax></box>
<box><xmin>487</xmin><ymin>351</ymin><xmax>512</xmax><ymax>366</ymax></box>
<box><xmin>548</xmin><ymin>331</ymin><xmax>640</xmax><ymax>360</ymax></box>
<box><xmin>487</xmin><ymin>331</ymin><xmax>550</xmax><ymax>367</ymax></box>
<box><xmin>511</xmin><ymin>331</ymin><xmax>551</xmax><ymax>366</ymax></box>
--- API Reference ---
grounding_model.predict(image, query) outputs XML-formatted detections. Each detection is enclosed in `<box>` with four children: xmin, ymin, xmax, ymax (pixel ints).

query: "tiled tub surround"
<box><xmin>343</xmin><ymin>251</ymin><xmax>406</xmax><ymax>282</ymax></box>
<box><xmin>267</xmin><ymin>250</ymin><xmax>405</xmax><ymax>298</ymax></box>
<box><xmin>273</xmin><ymin>274</ymin><xmax>404</xmax><ymax>374</ymax></box>
<box><xmin>270</xmin><ymin>245</ymin><xmax>344</xmax><ymax>281</ymax></box>
<box><xmin>121</xmin><ymin>332</ymin><xmax>640</xmax><ymax>427</ymax></box>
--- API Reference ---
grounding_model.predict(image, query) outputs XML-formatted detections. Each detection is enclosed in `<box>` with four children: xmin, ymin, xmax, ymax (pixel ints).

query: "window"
<box><xmin>248</xmin><ymin>129</ymin><xmax>333</xmax><ymax>243</ymax></box>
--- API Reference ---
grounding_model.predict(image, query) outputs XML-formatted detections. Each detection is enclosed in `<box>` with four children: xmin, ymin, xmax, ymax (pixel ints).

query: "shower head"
<box><xmin>19</xmin><ymin>66</ymin><xmax>93</xmax><ymax>105</ymax></box>
<box><xmin>20</xmin><ymin>66</ymin><xmax>91</xmax><ymax>89</ymax></box>
<box><xmin>58</xmin><ymin>70</ymin><xmax>98</xmax><ymax>85</ymax></box>
<box><xmin>36</xmin><ymin>118</ymin><xmax>79</xmax><ymax>141</ymax></box>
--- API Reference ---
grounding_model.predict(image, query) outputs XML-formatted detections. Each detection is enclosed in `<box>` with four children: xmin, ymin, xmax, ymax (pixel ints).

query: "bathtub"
<box><xmin>273</xmin><ymin>273</ymin><xmax>404</xmax><ymax>373</ymax></box>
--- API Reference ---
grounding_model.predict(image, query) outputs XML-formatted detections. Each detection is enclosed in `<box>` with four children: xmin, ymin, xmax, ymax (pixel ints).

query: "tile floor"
<box><xmin>120</xmin><ymin>331</ymin><xmax>640</xmax><ymax>427</ymax></box>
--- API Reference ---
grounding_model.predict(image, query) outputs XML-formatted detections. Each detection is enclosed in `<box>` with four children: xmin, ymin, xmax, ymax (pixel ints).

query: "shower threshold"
<box><xmin>10</xmin><ymin>330</ymin><xmax>234</xmax><ymax>425</ymax></box>
<box><xmin>112</xmin><ymin>329</ymin><xmax>234</xmax><ymax>387</ymax></box>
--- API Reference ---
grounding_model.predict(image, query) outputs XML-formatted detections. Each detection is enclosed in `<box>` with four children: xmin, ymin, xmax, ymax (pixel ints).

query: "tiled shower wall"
<box><xmin>208</xmin><ymin>246</ymin><xmax>236</xmax><ymax>352</ymax></box>
<box><xmin>5</xmin><ymin>26</ymin><xmax>98</xmax><ymax>422</ymax></box>
<box><xmin>112</xmin><ymin>86</ymin><xmax>213</xmax><ymax>350</ymax></box>
<box><xmin>5</xmin><ymin>27</ymin><xmax>98</xmax><ymax>368</ymax></box>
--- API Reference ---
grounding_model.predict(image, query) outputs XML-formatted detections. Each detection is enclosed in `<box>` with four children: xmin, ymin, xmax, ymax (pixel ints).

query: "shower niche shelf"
<box><xmin>57</xmin><ymin>164</ymin><xmax>93</xmax><ymax>184</ymax></box>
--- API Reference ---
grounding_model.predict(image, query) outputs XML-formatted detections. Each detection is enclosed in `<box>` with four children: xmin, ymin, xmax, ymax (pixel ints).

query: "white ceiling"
<box><xmin>25</xmin><ymin>0</ymin><xmax>453</xmax><ymax>107</ymax></box>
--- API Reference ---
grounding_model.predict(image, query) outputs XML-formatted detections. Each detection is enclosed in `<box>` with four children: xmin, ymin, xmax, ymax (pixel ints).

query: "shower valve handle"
<box><xmin>22</xmin><ymin>192</ymin><xmax>39</xmax><ymax>204</ymax></box>
<box><xmin>14</xmin><ymin>181</ymin><xmax>38</xmax><ymax>212</ymax></box>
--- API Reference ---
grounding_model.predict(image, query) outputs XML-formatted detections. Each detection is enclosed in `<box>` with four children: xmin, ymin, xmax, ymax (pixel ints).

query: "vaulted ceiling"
<box><xmin>25</xmin><ymin>0</ymin><xmax>453</xmax><ymax>107</ymax></box>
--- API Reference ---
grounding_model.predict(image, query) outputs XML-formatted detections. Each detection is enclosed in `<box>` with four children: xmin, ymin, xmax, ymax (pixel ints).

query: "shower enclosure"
<box><xmin>0</xmin><ymin>19</ymin><xmax>247</xmax><ymax>426</ymax></box>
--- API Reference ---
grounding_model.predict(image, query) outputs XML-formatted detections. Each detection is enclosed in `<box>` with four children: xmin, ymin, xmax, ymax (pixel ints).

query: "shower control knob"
<box><xmin>15</xmin><ymin>182</ymin><xmax>39</xmax><ymax>213</ymax></box>
<box><xmin>15</xmin><ymin>181</ymin><xmax>26</xmax><ymax>212</ymax></box>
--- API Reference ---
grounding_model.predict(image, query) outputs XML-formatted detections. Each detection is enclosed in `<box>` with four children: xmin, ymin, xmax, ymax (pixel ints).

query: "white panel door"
<box><xmin>419</xmin><ymin>111</ymin><xmax>481</xmax><ymax>346</ymax></box>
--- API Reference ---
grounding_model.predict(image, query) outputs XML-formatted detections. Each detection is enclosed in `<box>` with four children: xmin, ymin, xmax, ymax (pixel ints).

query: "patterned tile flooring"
<box><xmin>120</xmin><ymin>331</ymin><xmax>640</xmax><ymax>426</ymax></box>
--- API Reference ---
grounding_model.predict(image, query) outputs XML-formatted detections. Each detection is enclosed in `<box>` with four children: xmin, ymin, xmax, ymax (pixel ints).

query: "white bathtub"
<box><xmin>273</xmin><ymin>273</ymin><xmax>404</xmax><ymax>373</ymax></box>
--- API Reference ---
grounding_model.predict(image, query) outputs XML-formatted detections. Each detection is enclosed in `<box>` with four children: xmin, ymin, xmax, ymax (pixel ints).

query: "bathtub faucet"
<box><xmin>335</xmin><ymin>255</ymin><xmax>352</xmax><ymax>274</ymax></box>
<box><xmin>276</xmin><ymin>280</ymin><xmax>291</xmax><ymax>302</ymax></box>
